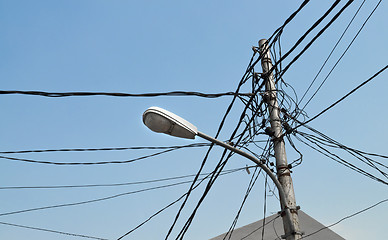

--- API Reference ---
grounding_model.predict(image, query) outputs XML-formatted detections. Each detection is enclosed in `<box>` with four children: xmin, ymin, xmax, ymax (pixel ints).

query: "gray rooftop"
<box><xmin>209</xmin><ymin>210</ymin><xmax>344</xmax><ymax>240</ymax></box>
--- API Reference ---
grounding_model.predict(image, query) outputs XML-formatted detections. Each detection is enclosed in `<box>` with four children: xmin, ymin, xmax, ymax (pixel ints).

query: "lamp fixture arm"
<box><xmin>196</xmin><ymin>131</ymin><xmax>296</xmax><ymax>235</ymax></box>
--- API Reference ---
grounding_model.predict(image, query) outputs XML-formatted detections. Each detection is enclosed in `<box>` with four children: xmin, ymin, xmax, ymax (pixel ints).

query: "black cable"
<box><xmin>0</xmin><ymin>181</ymin><xmax>192</xmax><ymax>217</ymax></box>
<box><xmin>269</xmin><ymin>0</ymin><xmax>342</xmax><ymax>81</ymax></box>
<box><xmin>295</xmin><ymin>64</ymin><xmax>388</xmax><ymax>129</ymax></box>
<box><xmin>285</xmin><ymin>108</ymin><xmax>388</xmax><ymax>179</ymax></box>
<box><xmin>0</xmin><ymin>143</ymin><xmax>212</xmax><ymax>166</ymax></box>
<box><xmin>286</xmin><ymin>135</ymin><xmax>303</xmax><ymax>167</ymax></box>
<box><xmin>267</xmin><ymin>0</ymin><xmax>310</xmax><ymax>44</ymax></box>
<box><xmin>285</xmin><ymin>112</ymin><xmax>388</xmax><ymax>171</ymax></box>
<box><xmin>223</xmin><ymin>167</ymin><xmax>262</xmax><ymax>240</ymax></box>
<box><xmin>295</xmin><ymin>131</ymin><xmax>388</xmax><ymax>185</ymax></box>
<box><xmin>297</xmin><ymin>129</ymin><xmax>388</xmax><ymax>176</ymax></box>
<box><xmin>0</xmin><ymin>143</ymin><xmax>210</xmax><ymax>154</ymax></box>
<box><xmin>301</xmin><ymin>198</ymin><xmax>388</xmax><ymax>239</ymax></box>
<box><xmin>261</xmin><ymin>174</ymin><xmax>268</xmax><ymax>240</ymax></box>
<box><xmin>116</xmin><ymin>164</ymin><xmax>242</xmax><ymax>239</ymax></box>
<box><xmin>0</xmin><ymin>90</ymin><xmax>252</xmax><ymax>98</ymax></box>
<box><xmin>0</xmin><ymin>166</ymin><xmax>252</xmax><ymax>190</ymax></box>
<box><xmin>277</xmin><ymin>0</ymin><xmax>354</xmax><ymax>81</ymax></box>
<box><xmin>0</xmin><ymin>148</ymin><xmax>177</xmax><ymax>165</ymax></box>
<box><xmin>298</xmin><ymin>0</ymin><xmax>366</xmax><ymax>105</ymax></box>
<box><xmin>299</xmin><ymin>0</ymin><xmax>380</xmax><ymax>114</ymax></box>
<box><xmin>240</xmin><ymin>215</ymin><xmax>281</xmax><ymax>240</ymax></box>
<box><xmin>246</xmin><ymin>0</ymin><xmax>312</xmax><ymax>77</ymax></box>
<box><xmin>0</xmin><ymin>167</ymin><xmax>243</xmax><ymax>217</ymax></box>
<box><xmin>0</xmin><ymin>221</ymin><xmax>108</xmax><ymax>240</ymax></box>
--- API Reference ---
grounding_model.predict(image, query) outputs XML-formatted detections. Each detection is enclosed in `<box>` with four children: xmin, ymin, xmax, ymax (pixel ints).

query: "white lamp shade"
<box><xmin>143</xmin><ymin>107</ymin><xmax>198</xmax><ymax>139</ymax></box>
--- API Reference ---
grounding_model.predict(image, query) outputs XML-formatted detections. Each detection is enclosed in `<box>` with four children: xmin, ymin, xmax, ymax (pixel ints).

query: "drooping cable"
<box><xmin>269</xmin><ymin>0</ymin><xmax>343</xmax><ymax>80</ymax></box>
<box><xmin>298</xmin><ymin>0</ymin><xmax>366</xmax><ymax>105</ymax></box>
<box><xmin>0</xmin><ymin>166</ymin><xmax>251</xmax><ymax>190</ymax></box>
<box><xmin>0</xmin><ymin>143</ymin><xmax>210</xmax><ymax>154</ymax></box>
<box><xmin>0</xmin><ymin>167</ymin><xmax>244</xmax><ymax>217</ymax></box>
<box><xmin>298</xmin><ymin>0</ymin><xmax>381</xmax><ymax>115</ymax></box>
<box><xmin>295</xmin><ymin>64</ymin><xmax>388</xmax><ymax>129</ymax></box>
<box><xmin>301</xmin><ymin>198</ymin><xmax>388</xmax><ymax>239</ymax></box>
<box><xmin>116</xmin><ymin>166</ymin><xmax>236</xmax><ymax>240</ymax></box>
<box><xmin>0</xmin><ymin>148</ymin><xmax>177</xmax><ymax>165</ymax></box>
<box><xmin>223</xmin><ymin>167</ymin><xmax>262</xmax><ymax>240</ymax></box>
<box><xmin>0</xmin><ymin>90</ymin><xmax>252</xmax><ymax>98</ymax></box>
<box><xmin>0</xmin><ymin>221</ymin><xmax>108</xmax><ymax>240</ymax></box>
<box><xmin>277</xmin><ymin>0</ymin><xmax>355</xmax><ymax>81</ymax></box>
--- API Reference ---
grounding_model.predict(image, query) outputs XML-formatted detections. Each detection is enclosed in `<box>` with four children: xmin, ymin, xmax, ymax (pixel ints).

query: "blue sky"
<box><xmin>1</xmin><ymin>1</ymin><xmax>387</xmax><ymax>239</ymax></box>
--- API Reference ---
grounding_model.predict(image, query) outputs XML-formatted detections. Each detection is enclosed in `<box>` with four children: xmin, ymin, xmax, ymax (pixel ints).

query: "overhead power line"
<box><xmin>301</xmin><ymin>198</ymin><xmax>388</xmax><ymax>239</ymax></box>
<box><xmin>0</xmin><ymin>143</ymin><xmax>213</xmax><ymax>165</ymax></box>
<box><xmin>0</xmin><ymin>148</ymin><xmax>177</xmax><ymax>165</ymax></box>
<box><xmin>0</xmin><ymin>221</ymin><xmax>108</xmax><ymax>240</ymax></box>
<box><xmin>295</xmin><ymin>130</ymin><xmax>388</xmax><ymax>185</ymax></box>
<box><xmin>299</xmin><ymin>0</ymin><xmax>381</xmax><ymax>113</ymax></box>
<box><xmin>298</xmin><ymin>0</ymin><xmax>366</xmax><ymax>106</ymax></box>
<box><xmin>116</xmin><ymin>162</ymin><xmax>229</xmax><ymax>240</ymax></box>
<box><xmin>0</xmin><ymin>166</ymin><xmax>251</xmax><ymax>190</ymax></box>
<box><xmin>277</xmin><ymin>0</ymin><xmax>354</xmax><ymax>81</ymax></box>
<box><xmin>296</xmin><ymin>64</ymin><xmax>388</xmax><ymax>128</ymax></box>
<box><xmin>0</xmin><ymin>143</ymin><xmax>210</xmax><ymax>154</ymax></box>
<box><xmin>0</xmin><ymin>90</ymin><xmax>252</xmax><ymax>98</ymax></box>
<box><xmin>0</xmin><ymin>167</ymin><xmax>244</xmax><ymax>217</ymax></box>
<box><xmin>271</xmin><ymin>0</ymin><xmax>342</xmax><ymax>79</ymax></box>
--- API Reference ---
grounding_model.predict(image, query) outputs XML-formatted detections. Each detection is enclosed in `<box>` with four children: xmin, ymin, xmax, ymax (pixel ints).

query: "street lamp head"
<box><xmin>142</xmin><ymin>107</ymin><xmax>198</xmax><ymax>139</ymax></box>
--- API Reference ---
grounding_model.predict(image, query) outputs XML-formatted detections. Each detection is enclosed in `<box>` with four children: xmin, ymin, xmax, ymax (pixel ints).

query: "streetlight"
<box><xmin>142</xmin><ymin>106</ymin><xmax>297</xmax><ymax>239</ymax></box>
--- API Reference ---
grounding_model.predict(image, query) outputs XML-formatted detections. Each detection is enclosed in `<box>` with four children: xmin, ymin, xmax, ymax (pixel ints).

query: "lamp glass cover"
<box><xmin>143</xmin><ymin>107</ymin><xmax>198</xmax><ymax>139</ymax></box>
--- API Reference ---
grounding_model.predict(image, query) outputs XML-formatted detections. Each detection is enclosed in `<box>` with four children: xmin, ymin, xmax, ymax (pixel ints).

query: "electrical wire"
<box><xmin>298</xmin><ymin>0</ymin><xmax>366</xmax><ymax>105</ymax></box>
<box><xmin>277</xmin><ymin>0</ymin><xmax>354</xmax><ymax>81</ymax></box>
<box><xmin>301</xmin><ymin>198</ymin><xmax>388</xmax><ymax>239</ymax></box>
<box><xmin>295</xmin><ymin>131</ymin><xmax>388</xmax><ymax>185</ymax></box>
<box><xmin>267</xmin><ymin>0</ymin><xmax>311</xmax><ymax>44</ymax></box>
<box><xmin>269</xmin><ymin>0</ymin><xmax>343</xmax><ymax>81</ymax></box>
<box><xmin>116</xmin><ymin>164</ymin><xmax>244</xmax><ymax>240</ymax></box>
<box><xmin>295</xmin><ymin>64</ymin><xmax>388</xmax><ymax>129</ymax></box>
<box><xmin>297</xmin><ymin>129</ymin><xmax>388</xmax><ymax>174</ymax></box>
<box><xmin>298</xmin><ymin>0</ymin><xmax>381</xmax><ymax>115</ymax></box>
<box><xmin>0</xmin><ymin>167</ymin><xmax>244</xmax><ymax>217</ymax></box>
<box><xmin>0</xmin><ymin>143</ymin><xmax>211</xmax><ymax>154</ymax></box>
<box><xmin>0</xmin><ymin>143</ymin><xmax>211</xmax><ymax>165</ymax></box>
<box><xmin>0</xmin><ymin>148</ymin><xmax>177</xmax><ymax>165</ymax></box>
<box><xmin>223</xmin><ymin>167</ymin><xmax>262</xmax><ymax>240</ymax></box>
<box><xmin>0</xmin><ymin>221</ymin><xmax>108</xmax><ymax>240</ymax></box>
<box><xmin>240</xmin><ymin>215</ymin><xmax>281</xmax><ymax>240</ymax></box>
<box><xmin>0</xmin><ymin>90</ymin><xmax>252</xmax><ymax>98</ymax></box>
<box><xmin>0</xmin><ymin>166</ymin><xmax>252</xmax><ymax>190</ymax></box>
<box><xmin>261</xmin><ymin>174</ymin><xmax>268</xmax><ymax>240</ymax></box>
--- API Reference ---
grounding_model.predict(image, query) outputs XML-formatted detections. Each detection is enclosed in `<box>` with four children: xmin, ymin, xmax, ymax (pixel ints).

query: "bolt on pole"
<box><xmin>259</xmin><ymin>39</ymin><xmax>301</xmax><ymax>240</ymax></box>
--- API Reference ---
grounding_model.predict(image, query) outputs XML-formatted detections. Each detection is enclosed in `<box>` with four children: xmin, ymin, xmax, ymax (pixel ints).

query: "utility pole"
<box><xmin>259</xmin><ymin>39</ymin><xmax>301</xmax><ymax>240</ymax></box>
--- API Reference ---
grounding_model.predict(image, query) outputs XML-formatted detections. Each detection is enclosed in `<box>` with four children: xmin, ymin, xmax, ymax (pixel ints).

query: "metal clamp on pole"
<box><xmin>281</xmin><ymin>231</ymin><xmax>305</xmax><ymax>239</ymax></box>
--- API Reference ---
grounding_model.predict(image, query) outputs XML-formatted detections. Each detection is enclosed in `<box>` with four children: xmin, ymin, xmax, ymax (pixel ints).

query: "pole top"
<box><xmin>259</xmin><ymin>39</ymin><xmax>269</xmax><ymax>46</ymax></box>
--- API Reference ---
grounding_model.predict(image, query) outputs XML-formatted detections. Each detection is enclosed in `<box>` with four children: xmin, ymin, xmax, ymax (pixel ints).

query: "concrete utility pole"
<box><xmin>259</xmin><ymin>39</ymin><xmax>301</xmax><ymax>240</ymax></box>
